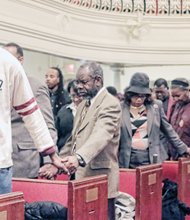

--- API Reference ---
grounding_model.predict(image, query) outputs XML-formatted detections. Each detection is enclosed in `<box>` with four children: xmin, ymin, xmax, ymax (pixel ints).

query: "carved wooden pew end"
<box><xmin>119</xmin><ymin>164</ymin><xmax>162</xmax><ymax>220</ymax></box>
<box><xmin>0</xmin><ymin>192</ymin><xmax>24</xmax><ymax>220</ymax></box>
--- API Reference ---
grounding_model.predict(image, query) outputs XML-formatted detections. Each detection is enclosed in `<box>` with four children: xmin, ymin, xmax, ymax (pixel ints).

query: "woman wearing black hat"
<box><xmin>119</xmin><ymin>72</ymin><xmax>190</xmax><ymax>168</ymax></box>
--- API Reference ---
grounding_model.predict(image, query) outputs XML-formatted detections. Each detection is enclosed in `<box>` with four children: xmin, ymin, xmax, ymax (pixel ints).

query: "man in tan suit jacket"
<box><xmin>60</xmin><ymin>61</ymin><xmax>121</xmax><ymax>220</ymax></box>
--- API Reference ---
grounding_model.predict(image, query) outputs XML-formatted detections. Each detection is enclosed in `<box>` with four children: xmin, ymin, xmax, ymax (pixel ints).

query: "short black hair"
<box><xmin>106</xmin><ymin>86</ymin><xmax>117</xmax><ymax>96</ymax></box>
<box><xmin>67</xmin><ymin>80</ymin><xmax>78</xmax><ymax>94</ymax></box>
<box><xmin>4</xmin><ymin>42</ymin><xmax>24</xmax><ymax>57</ymax></box>
<box><xmin>154</xmin><ymin>78</ymin><xmax>168</xmax><ymax>89</ymax></box>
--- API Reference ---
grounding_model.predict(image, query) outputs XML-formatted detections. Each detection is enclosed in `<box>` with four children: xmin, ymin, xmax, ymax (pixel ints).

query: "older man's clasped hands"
<box><xmin>39</xmin><ymin>155</ymin><xmax>79</xmax><ymax>180</ymax></box>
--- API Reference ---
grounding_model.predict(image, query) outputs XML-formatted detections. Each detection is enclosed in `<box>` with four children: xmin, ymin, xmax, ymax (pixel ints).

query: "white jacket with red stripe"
<box><xmin>0</xmin><ymin>48</ymin><xmax>55</xmax><ymax>169</ymax></box>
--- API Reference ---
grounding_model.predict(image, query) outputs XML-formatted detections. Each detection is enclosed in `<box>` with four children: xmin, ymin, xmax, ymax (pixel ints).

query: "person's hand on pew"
<box><xmin>184</xmin><ymin>148</ymin><xmax>190</xmax><ymax>157</ymax></box>
<box><xmin>179</xmin><ymin>147</ymin><xmax>190</xmax><ymax>159</ymax></box>
<box><xmin>39</xmin><ymin>164</ymin><xmax>58</xmax><ymax>179</ymax></box>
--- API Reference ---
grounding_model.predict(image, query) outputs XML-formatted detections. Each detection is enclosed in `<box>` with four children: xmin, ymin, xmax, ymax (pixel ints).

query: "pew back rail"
<box><xmin>13</xmin><ymin>175</ymin><xmax>108</xmax><ymax>220</ymax></box>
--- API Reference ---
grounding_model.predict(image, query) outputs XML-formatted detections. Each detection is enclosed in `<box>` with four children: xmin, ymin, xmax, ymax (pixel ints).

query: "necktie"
<box><xmin>80</xmin><ymin>99</ymin><xmax>91</xmax><ymax>123</ymax></box>
<box><xmin>72</xmin><ymin>99</ymin><xmax>91</xmax><ymax>153</ymax></box>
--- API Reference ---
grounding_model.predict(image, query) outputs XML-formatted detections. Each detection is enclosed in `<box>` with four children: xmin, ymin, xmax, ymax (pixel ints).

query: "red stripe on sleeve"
<box><xmin>18</xmin><ymin>105</ymin><xmax>39</xmax><ymax>116</ymax></box>
<box><xmin>14</xmin><ymin>97</ymin><xmax>36</xmax><ymax>110</ymax></box>
<box><xmin>41</xmin><ymin>146</ymin><xmax>56</xmax><ymax>156</ymax></box>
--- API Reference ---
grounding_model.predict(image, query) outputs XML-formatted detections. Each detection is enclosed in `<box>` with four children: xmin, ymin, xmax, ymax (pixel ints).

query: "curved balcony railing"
<box><xmin>62</xmin><ymin>0</ymin><xmax>190</xmax><ymax>15</ymax></box>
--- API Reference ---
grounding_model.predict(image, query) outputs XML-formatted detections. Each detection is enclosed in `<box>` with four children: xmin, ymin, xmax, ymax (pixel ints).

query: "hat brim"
<box><xmin>127</xmin><ymin>86</ymin><xmax>151</xmax><ymax>95</ymax></box>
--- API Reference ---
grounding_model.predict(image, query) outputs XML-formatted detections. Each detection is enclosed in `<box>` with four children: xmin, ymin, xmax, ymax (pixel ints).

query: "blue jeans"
<box><xmin>0</xmin><ymin>167</ymin><xmax>12</xmax><ymax>194</ymax></box>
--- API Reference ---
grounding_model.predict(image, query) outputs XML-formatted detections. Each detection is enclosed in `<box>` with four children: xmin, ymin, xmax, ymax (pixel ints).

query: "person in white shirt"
<box><xmin>4</xmin><ymin>42</ymin><xmax>58</xmax><ymax>179</ymax></box>
<box><xmin>0</xmin><ymin>47</ymin><xmax>68</xmax><ymax>194</ymax></box>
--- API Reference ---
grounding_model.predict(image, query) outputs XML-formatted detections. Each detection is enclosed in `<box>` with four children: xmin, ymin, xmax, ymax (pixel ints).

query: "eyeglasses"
<box><xmin>76</xmin><ymin>79</ymin><xmax>91</xmax><ymax>85</ymax></box>
<box><xmin>76</xmin><ymin>76</ymin><xmax>95</xmax><ymax>86</ymax></box>
<box><xmin>132</xmin><ymin>94</ymin><xmax>146</xmax><ymax>99</ymax></box>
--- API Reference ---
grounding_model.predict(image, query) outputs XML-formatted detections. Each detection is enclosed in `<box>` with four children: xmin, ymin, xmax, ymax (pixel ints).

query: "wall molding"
<box><xmin>0</xmin><ymin>0</ymin><xmax>190</xmax><ymax>65</ymax></box>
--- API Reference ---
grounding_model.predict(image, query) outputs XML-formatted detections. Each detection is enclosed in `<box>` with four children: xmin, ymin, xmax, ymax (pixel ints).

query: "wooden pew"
<box><xmin>12</xmin><ymin>175</ymin><xmax>108</xmax><ymax>220</ymax></box>
<box><xmin>163</xmin><ymin>158</ymin><xmax>190</xmax><ymax>220</ymax></box>
<box><xmin>55</xmin><ymin>173</ymin><xmax>69</xmax><ymax>181</ymax></box>
<box><xmin>119</xmin><ymin>164</ymin><xmax>162</xmax><ymax>220</ymax></box>
<box><xmin>0</xmin><ymin>192</ymin><xmax>24</xmax><ymax>220</ymax></box>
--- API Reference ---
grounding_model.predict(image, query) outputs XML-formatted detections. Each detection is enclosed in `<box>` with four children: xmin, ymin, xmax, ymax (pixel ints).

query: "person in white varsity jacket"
<box><xmin>4</xmin><ymin>42</ymin><xmax>58</xmax><ymax>179</ymax></box>
<box><xmin>0</xmin><ymin>47</ymin><xmax>68</xmax><ymax>194</ymax></box>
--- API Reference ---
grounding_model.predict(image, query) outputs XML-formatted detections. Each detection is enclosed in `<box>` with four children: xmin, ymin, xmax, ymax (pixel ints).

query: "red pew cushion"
<box><xmin>119</xmin><ymin>169</ymin><xmax>136</xmax><ymax>198</ymax></box>
<box><xmin>162</xmin><ymin>161</ymin><xmax>178</xmax><ymax>182</ymax></box>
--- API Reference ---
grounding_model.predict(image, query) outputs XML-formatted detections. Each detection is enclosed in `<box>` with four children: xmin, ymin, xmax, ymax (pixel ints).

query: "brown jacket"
<box><xmin>60</xmin><ymin>88</ymin><xmax>121</xmax><ymax>198</ymax></box>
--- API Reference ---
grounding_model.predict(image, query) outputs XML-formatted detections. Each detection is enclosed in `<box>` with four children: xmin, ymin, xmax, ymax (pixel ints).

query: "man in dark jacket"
<box><xmin>45</xmin><ymin>67</ymin><xmax>71</xmax><ymax>120</ymax></box>
<box><xmin>153</xmin><ymin>78</ymin><xmax>174</xmax><ymax>160</ymax></box>
<box><xmin>153</xmin><ymin>78</ymin><xmax>173</xmax><ymax>119</ymax></box>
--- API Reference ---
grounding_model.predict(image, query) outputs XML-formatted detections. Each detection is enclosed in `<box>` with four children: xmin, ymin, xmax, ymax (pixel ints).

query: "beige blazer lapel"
<box><xmin>77</xmin><ymin>89</ymin><xmax>107</xmax><ymax>133</ymax></box>
<box><xmin>72</xmin><ymin>101</ymin><xmax>86</xmax><ymax>134</ymax></box>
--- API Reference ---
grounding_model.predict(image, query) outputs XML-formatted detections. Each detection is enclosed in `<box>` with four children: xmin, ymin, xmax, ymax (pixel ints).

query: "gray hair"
<box><xmin>78</xmin><ymin>61</ymin><xmax>104</xmax><ymax>79</ymax></box>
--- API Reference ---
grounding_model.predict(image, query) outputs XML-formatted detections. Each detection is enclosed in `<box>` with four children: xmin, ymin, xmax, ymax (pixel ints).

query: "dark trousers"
<box><xmin>129</xmin><ymin>148</ymin><xmax>150</xmax><ymax>168</ymax></box>
<box><xmin>108</xmin><ymin>198</ymin><xmax>115</xmax><ymax>220</ymax></box>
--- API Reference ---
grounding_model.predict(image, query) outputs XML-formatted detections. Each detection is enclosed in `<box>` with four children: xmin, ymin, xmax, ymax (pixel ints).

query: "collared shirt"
<box><xmin>90</xmin><ymin>87</ymin><xmax>106</xmax><ymax>108</ymax></box>
<box><xmin>66</xmin><ymin>102</ymin><xmax>77</xmax><ymax>117</ymax></box>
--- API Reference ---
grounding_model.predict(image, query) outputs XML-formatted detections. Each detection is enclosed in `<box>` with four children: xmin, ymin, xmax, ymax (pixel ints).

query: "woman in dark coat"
<box><xmin>119</xmin><ymin>72</ymin><xmax>190</xmax><ymax>168</ymax></box>
<box><xmin>56</xmin><ymin>80</ymin><xmax>83</xmax><ymax>151</ymax></box>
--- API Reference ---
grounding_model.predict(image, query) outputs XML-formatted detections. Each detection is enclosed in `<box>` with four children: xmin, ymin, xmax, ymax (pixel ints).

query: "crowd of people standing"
<box><xmin>1</xmin><ymin>42</ymin><xmax>190</xmax><ymax>220</ymax></box>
